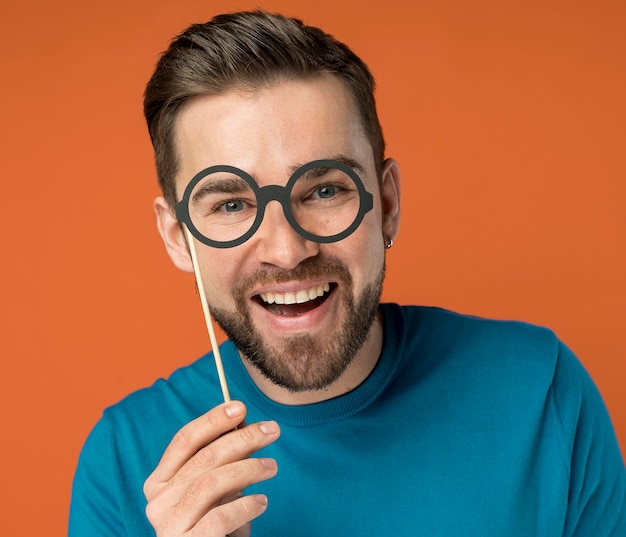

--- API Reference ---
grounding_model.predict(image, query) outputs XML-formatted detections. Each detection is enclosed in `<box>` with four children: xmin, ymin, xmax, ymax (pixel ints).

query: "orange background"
<box><xmin>1</xmin><ymin>0</ymin><xmax>624</xmax><ymax>534</ymax></box>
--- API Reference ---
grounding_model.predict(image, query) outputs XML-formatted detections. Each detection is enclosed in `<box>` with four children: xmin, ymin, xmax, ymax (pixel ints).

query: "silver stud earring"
<box><xmin>385</xmin><ymin>238</ymin><xmax>394</xmax><ymax>249</ymax></box>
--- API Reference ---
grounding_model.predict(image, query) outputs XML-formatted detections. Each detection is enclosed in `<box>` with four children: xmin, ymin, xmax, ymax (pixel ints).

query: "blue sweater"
<box><xmin>70</xmin><ymin>304</ymin><xmax>626</xmax><ymax>535</ymax></box>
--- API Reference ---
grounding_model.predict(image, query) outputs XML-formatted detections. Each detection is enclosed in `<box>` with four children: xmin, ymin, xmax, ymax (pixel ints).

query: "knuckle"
<box><xmin>256</xmin><ymin>457</ymin><xmax>277</xmax><ymax>476</ymax></box>
<box><xmin>204</xmin><ymin>507</ymin><xmax>232</xmax><ymax>532</ymax></box>
<box><xmin>237</xmin><ymin>425</ymin><xmax>257</xmax><ymax>445</ymax></box>
<box><xmin>143</xmin><ymin>476</ymin><xmax>154</xmax><ymax>499</ymax></box>
<box><xmin>241</xmin><ymin>495</ymin><xmax>267</xmax><ymax>521</ymax></box>
<box><xmin>239</xmin><ymin>497</ymin><xmax>257</xmax><ymax>521</ymax></box>
<box><xmin>171</xmin><ymin>425</ymin><xmax>195</xmax><ymax>451</ymax></box>
<box><xmin>196</xmin><ymin>444</ymin><xmax>218</xmax><ymax>467</ymax></box>
<box><xmin>144</xmin><ymin>500</ymin><xmax>158</xmax><ymax>523</ymax></box>
<box><xmin>143</xmin><ymin>473</ymin><xmax>168</xmax><ymax>502</ymax></box>
<box><xmin>145</xmin><ymin>497</ymin><xmax>169</xmax><ymax>528</ymax></box>
<box><xmin>205</xmin><ymin>407</ymin><xmax>227</xmax><ymax>430</ymax></box>
<box><xmin>186</xmin><ymin>471</ymin><xmax>219</xmax><ymax>504</ymax></box>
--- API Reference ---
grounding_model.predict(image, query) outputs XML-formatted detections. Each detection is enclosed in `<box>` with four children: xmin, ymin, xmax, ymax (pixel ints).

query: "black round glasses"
<box><xmin>175</xmin><ymin>159</ymin><xmax>374</xmax><ymax>248</ymax></box>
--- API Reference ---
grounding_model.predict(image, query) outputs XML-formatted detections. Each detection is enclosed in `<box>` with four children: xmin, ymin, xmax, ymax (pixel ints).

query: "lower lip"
<box><xmin>251</xmin><ymin>289</ymin><xmax>338</xmax><ymax>334</ymax></box>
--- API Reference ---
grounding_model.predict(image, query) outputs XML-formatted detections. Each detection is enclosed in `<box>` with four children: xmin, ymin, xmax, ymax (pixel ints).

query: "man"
<box><xmin>69</xmin><ymin>10</ymin><xmax>626</xmax><ymax>536</ymax></box>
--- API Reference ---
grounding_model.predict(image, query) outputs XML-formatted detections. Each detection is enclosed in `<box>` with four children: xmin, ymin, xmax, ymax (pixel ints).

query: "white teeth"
<box><xmin>259</xmin><ymin>283</ymin><xmax>330</xmax><ymax>305</ymax></box>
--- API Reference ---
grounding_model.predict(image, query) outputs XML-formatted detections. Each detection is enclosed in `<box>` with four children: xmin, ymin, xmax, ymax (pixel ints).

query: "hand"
<box><xmin>144</xmin><ymin>401</ymin><xmax>280</xmax><ymax>536</ymax></box>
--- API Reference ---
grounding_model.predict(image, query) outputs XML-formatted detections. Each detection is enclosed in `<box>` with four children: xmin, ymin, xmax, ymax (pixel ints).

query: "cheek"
<box><xmin>342</xmin><ymin>223</ymin><xmax>385</xmax><ymax>286</ymax></box>
<box><xmin>197</xmin><ymin>251</ymin><xmax>241</xmax><ymax>302</ymax></box>
<box><xmin>362</xmin><ymin>213</ymin><xmax>386</xmax><ymax>269</ymax></box>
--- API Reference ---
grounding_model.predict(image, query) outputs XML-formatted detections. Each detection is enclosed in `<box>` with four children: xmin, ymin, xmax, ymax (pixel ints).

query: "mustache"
<box><xmin>232</xmin><ymin>258</ymin><xmax>353</xmax><ymax>299</ymax></box>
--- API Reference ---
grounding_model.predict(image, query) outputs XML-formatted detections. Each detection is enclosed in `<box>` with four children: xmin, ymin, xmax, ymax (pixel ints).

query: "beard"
<box><xmin>210</xmin><ymin>258</ymin><xmax>385</xmax><ymax>393</ymax></box>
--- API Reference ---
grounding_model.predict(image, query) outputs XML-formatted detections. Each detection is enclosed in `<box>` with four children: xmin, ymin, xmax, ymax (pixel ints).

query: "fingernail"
<box><xmin>259</xmin><ymin>421</ymin><xmax>279</xmax><ymax>435</ymax></box>
<box><xmin>260</xmin><ymin>458</ymin><xmax>277</xmax><ymax>471</ymax></box>
<box><xmin>255</xmin><ymin>494</ymin><xmax>268</xmax><ymax>506</ymax></box>
<box><xmin>224</xmin><ymin>401</ymin><xmax>244</xmax><ymax>418</ymax></box>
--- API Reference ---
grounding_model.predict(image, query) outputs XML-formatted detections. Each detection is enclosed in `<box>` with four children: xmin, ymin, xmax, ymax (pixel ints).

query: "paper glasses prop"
<box><xmin>178</xmin><ymin>159</ymin><xmax>374</xmax><ymax>401</ymax></box>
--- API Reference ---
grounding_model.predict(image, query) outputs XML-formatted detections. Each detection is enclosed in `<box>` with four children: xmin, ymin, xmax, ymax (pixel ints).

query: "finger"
<box><xmin>147</xmin><ymin>458</ymin><xmax>277</xmax><ymax>535</ymax></box>
<box><xmin>179</xmin><ymin>421</ymin><xmax>280</xmax><ymax>483</ymax></box>
<box><xmin>145</xmin><ymin>401</ymin><xmax>247</xmax><ymax>497</ymax></box>
<box><xmin>162</xmin><ymin>421</ymin><xmax>280</xmax><ymax>504</ymax></box>
<box><xmin>179</xmin><ymin>457</ymin><xmax>277</xmax><ymax>526</ymax></box>
<box><xmin>192</xmin><ymin>493</ymin><xmax>270</xmax><ymax>537</ymax></box>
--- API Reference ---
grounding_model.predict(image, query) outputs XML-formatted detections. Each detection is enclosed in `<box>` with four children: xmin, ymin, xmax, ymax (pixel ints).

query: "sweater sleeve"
<box><xmin>69</xmin><ymin>415</ymin><xmax>127</xmax><ymax>537</ymax></box>
<box><xmin>552</xmin><ymin>342</ymin><xmax>626</xmax><ymax>536</ymax></box>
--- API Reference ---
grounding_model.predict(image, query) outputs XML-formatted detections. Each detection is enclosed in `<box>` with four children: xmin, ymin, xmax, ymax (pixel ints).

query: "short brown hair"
<box><xmin>144</xmin><ymin>10</ymin><xmax>385</xmax><ymax>208</ymax></box>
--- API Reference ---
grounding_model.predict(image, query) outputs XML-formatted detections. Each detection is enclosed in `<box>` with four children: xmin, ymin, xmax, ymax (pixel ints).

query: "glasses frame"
<box><xmin>175</xmin><ymin>159</ymin><xmax>374</xmax><ymax>249</ymax></box>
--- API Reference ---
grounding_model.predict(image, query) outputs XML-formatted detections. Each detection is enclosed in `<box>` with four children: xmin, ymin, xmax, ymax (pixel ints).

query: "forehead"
<box><xmin>173</xmin><ymin>74</ymin><xmax>373</xmax><ymax>190</ymax></box>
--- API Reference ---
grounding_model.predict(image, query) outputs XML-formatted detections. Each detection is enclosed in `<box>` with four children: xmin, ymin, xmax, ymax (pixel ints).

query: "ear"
<box><xmin>380</xmin><ymin>158</ymin><xmax>401</xmax><ymax>242</ymax></box>
<box><xmin>153</xmin><ymin>196</ymin><xmax>194</xmax><ymax>274</ymax></box>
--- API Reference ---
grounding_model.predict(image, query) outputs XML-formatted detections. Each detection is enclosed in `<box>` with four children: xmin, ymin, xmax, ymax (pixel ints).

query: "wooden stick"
<box><xmin>183</xmin><ymin>226</ymin><xmax>232</xmax><ymax>403</ymax></box>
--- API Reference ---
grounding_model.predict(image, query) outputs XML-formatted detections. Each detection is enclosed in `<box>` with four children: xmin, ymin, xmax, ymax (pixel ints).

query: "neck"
<box><xmin>240</xmin><ymin>313</ymin><xmax>384</xmax><ymax>405</ymax></box>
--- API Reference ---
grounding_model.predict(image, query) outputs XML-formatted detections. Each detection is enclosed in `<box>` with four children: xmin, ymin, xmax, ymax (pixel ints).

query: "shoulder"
<box><xmin>70</xmin><ymin>348</ymin><xmax>230</xmax><ymax>535</ymax></box>
<box><xmin>100</xmin><ymin>344</ymin><xmax>236</xmax><ymax>445</ymax></box>
<box><xmin>382</xmin><ymin>303</ymin><xmax>561</xmax><ymax>381</ymax></box>
<box><xmin>378</xmin><ymin>303</ymin><xmax>618</xmax><ymax>441</ymax></box>
<box><xmin>392</xmin><ymin>303</ymin><xmax>558</xmax><ymax>346</ymax></box>
<box><xmin>106</xmin><ymin>354</ymin><xmax>210</xmax><ymax>420</ymax></box>
<box><xmin>78</xmin><ymin>353</ymin><xmax>213</xmax><ymax>464</ymax></box>
<box><xmin>79</xmin><ymin>346</ymin><xmax>234</xmax><ymax>477</ymax></box>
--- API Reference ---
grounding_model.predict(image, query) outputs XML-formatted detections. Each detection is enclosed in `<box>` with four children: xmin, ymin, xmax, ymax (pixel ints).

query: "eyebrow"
<box><xmin>190</xmin><ymin>176</ymin><xmax>250</xmax><ymax>204</ymax></box>
<box><xmin>288</xmin><ymin>155</ymin><xmax>366</xmax><ymax>176</ymax></box>
<box><xmin>187</xmin><ymin>155</ymin><xmax>366</xmax><ymax>203</ymax></box>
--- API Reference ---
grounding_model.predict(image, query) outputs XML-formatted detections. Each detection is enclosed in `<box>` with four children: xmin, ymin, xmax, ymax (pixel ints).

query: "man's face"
<box><xmin>161</xmin><ymin>75</ymin><xmax>400</xmax><ymax>393</ymax></box>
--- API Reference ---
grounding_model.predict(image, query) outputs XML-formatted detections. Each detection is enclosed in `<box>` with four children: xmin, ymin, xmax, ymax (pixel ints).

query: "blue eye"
<box><xmin>223</xmin><ymin>200</ymin><xmax>244</xmax><ymax>212</ymax></box>
<box><xmin>316</xmin><ymin>185</ymin><xmax>336</xmax><ymax>199</ymax></box>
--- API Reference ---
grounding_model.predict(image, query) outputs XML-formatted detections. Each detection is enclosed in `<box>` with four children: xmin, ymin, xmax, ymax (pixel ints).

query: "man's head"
<box><xmin>149</xmin><ymin>12</ymin><xmax>401</xmax><ymax>398</ymax></box>
<box><xmin>144</xmin><ymin>10</ymin><xmax>385</xmax><ymax>209</ymax></box>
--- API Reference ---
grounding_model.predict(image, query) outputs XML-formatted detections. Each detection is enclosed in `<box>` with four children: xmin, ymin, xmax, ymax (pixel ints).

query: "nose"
<box><xmin>252</xmin><ymin>200</ymin><xmax>319</xmax><ymax>269</ymax></box>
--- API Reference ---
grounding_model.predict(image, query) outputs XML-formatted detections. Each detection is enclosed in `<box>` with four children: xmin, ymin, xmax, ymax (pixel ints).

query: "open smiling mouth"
<box><xmin>255</xmin><ymin>283</ymin><xmax>335</xmax><ymax>316</ymax></box>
